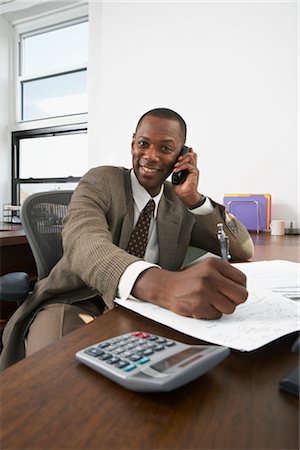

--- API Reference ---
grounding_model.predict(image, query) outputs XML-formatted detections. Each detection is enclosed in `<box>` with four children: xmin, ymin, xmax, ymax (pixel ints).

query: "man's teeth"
<box><xmin>143</xmin><ymin>167</ymin><xmax>158</xmax><ymax>173</ymax></box>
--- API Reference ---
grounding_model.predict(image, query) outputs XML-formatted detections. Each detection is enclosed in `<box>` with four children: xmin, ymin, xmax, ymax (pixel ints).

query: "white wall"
<box><xmin>88</xmin><ymin>1</ymin><xmax>299</xmax><ymax>224</ymax></box>
<box><xmin>0</xmin><ymin>16</ymin><xmax>15</xmax><ymax>219</ymax></box>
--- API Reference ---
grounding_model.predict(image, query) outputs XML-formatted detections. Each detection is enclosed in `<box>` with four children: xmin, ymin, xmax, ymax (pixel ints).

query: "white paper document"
<box><xmin>115</xmin><ymin>260</ymin><xmax>300</xmax><ymax>351</ymax></box>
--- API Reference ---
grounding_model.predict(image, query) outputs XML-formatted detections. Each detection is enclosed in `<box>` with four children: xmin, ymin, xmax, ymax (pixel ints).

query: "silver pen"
<box><xmin>217</xmin><ymin>223</ymin><xmax>231</xmax><ymax>262</ymax></box>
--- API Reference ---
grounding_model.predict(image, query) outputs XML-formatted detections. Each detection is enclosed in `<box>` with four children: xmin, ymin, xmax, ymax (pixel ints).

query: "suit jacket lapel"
<box><xmin>118</xmin><ymin>170</ymin><xmax>135</xmax><ymax>250</ymax></box>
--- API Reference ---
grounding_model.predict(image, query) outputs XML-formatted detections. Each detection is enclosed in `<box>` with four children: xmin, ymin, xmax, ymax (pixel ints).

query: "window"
<box><xmin>12</xmin><ymin>125</ymin><xmax>88</xmax><ymax>205</ymax></box>
<box><xmin>8</xmin><ymin>14</ymin><xmax>89</xmax><ymax>208</ymax></box>
<box><xmin>19</xmin><ymin>19</ymin><xmax>88</xmax><ymax>121</ymax></box>
<box><xmin>9</xmin><ymin>14</ymin><xmax>89</xmax><ymax>208</ymax></box>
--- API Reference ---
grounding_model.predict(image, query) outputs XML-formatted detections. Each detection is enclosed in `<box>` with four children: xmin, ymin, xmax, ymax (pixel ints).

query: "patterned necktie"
<box><xmin>126</xmin><ymin>199</ymin><xmax>155</xmax><ymax>258</ymax></box>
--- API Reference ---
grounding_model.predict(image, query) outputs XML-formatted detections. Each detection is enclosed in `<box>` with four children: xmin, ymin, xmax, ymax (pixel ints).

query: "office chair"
<box><xmin>0</xmin><ymin>190</ymin><xmax>74</xmax><ymax>305</ymax></box>
<box><xmin>21</xmin><ymin>190</ymin><xmax>74</xmax><ymax>280</ymax></box>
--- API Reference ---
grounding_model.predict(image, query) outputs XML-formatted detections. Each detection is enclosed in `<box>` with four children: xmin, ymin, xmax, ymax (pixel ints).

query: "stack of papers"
<box><xmin>115</xmin><ymin>260</ymin><xmax>299</xmax><ymax>351</ymax></box>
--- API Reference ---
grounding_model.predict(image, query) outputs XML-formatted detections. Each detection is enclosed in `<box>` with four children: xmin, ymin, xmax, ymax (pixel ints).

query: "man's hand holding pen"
<box><xmin>133</xmin><ymin>258</ymin><xmax>248</xmax><ymax>320</ymax></box>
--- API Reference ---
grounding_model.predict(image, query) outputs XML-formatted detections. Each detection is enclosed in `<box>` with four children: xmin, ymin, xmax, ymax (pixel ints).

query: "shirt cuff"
<box><xmin>189</xmin><ymin>197</ymin><xmax>214</xmax><ymax>215</ymax></box>
<box><xmin>117</xmin><ymin>261</ymin><xmax>161</xmax><ymax>300</ymax></box>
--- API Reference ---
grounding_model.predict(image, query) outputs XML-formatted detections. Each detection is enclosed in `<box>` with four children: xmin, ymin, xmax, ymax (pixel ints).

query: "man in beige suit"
<box><xmin>0</xmin><ymin>108</ymin><xmax>253</xmax><ymax>370</ymax></box>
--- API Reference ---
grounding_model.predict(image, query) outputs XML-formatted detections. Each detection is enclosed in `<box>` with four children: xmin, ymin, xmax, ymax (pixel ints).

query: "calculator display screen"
<box><xmin>150</xmin><ymin>348</ymin><xmax>205</xmax><ymax>373</ymax></box>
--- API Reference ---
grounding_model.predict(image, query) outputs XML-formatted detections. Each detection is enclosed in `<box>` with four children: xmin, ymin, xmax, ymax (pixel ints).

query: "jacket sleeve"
<box><xmin>190</xmin><ymin>198</ymin><xmax>254</xmax><ymax>261</ymax></box>
<box><xmin>61</xmin><ymin>168</ymin><xmax>140</xmax><ymax>308</ymax></box>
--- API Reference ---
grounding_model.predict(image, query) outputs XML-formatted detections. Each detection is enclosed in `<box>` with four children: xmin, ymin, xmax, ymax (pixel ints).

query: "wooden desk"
<box><xmin>0</xmin><ymin>223</ymin><xmax>37</xmax><ymax>279</ymax></box>
<box><xmin>0</xmin><ymin>235</ymin><xmax>299</xmax><ymax>450</ymax></box>
<box><xmin>249</xmin><ymin>231</ymin><xmax>300</xmax><ymax>262</ymax></box>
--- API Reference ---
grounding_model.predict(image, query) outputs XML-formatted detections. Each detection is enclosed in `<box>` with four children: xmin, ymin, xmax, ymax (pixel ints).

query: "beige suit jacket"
<box><xmin>0</xmin><ymin>166</ymin><xmax>253</xmax><ymax>370</ymax></box>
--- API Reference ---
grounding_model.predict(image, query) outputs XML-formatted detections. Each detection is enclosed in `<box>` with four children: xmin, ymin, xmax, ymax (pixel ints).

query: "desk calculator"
<box><xmin>76</xmin><ymin>331</ymin><xmax>230</xmax><ymax>392</ymax></box>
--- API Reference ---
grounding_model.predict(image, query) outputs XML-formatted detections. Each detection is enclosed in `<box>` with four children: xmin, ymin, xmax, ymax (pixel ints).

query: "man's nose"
<box><xmin>144</xmin><ymin>145</ymin><xmax>159</xmax><ymax>160</ymax></box>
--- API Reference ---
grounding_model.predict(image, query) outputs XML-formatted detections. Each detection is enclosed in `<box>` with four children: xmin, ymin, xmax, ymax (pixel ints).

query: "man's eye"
<box><xmin>161</xmin><ymin>146</ymin><xmax>172</xmax><ymax>153</ymax></box>
<box><xmin>138</xmin><ymin>140</ymin><xmax>147</xmax><ymax>148</ymax></box>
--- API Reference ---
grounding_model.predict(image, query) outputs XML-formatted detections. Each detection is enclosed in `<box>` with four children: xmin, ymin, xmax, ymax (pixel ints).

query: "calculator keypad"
<box><xmin>84</xmin><ymin>331</ymin><xmax>176</xmax><ymax>372</ymax></box>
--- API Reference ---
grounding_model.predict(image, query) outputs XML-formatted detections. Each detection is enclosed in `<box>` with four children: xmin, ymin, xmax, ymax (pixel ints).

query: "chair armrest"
<box><xmin>0</xmin><ymin>272</ymin><xmax>30</xmax><ymax>303</ymax></box>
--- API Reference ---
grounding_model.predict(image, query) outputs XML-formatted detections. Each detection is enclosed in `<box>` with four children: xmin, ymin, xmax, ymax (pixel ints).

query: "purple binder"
<box><xmin>223</xmin><ymin>195</ymin><xmax>268</xmax><ymax>232</ymax></box>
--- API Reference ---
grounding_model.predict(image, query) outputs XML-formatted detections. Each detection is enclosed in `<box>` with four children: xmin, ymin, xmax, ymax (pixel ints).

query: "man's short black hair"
<box><xmin>135</xmin><ymin>107</ymin><xmax>187</xmax><ymax>142</ymax></box>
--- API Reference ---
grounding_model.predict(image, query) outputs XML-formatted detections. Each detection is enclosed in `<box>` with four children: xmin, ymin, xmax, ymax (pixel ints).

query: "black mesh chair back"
<box><xmin>21</xmin><ymin>191</ymin><xmax>74</xmax><ymax>280</ymax></box>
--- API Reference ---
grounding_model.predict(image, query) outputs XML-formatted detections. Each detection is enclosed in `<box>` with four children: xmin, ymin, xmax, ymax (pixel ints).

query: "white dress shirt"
<box><xmin>117</xmin><ymin>170</ymin><xmax>213</xmax><ymax>300</ymax></box>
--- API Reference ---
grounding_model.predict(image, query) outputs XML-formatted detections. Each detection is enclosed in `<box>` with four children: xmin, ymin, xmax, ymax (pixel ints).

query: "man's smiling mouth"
<box><xmin>140</xmin><ymin>165</ymin><xmax>160</xmax><ymax>174</ymax></box>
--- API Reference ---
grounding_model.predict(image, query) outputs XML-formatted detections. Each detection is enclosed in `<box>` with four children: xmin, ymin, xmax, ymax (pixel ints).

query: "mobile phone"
<box><xmin>171</xmin><ymin>145</ymin><xmax>189</xmax><ymax>185</ymax></box>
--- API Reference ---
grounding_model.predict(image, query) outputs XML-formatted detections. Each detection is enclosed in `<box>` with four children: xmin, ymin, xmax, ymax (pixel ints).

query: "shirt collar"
<box><xmin>130</xmin><ymin>169</ymin><xmax>163</xmax><ymax>218</ymax></box>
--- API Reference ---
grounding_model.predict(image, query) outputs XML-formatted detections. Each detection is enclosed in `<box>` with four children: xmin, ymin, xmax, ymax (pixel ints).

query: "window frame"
<box><xmin>20</xmin><ymin>67</ymin><xmax>88</xmax><ymax>122</ymax></box>
<box><xmin>18</xmin><ymin>16</ymin><xmax>88</xmax><ymax>122</ymax></box>
<box><xmin>12</xmin><ymin>123</ymin><xmax>87</xmax><ymax>205</ymax></box>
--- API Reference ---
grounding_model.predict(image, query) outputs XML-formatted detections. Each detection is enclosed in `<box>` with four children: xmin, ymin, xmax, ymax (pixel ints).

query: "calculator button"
<box><xmin>85</xmin><ymin>348</ymin><xmax>104</xmax><ymax>357</ymax></box>
<box><xmin>132</xmin><ymin>331</ymin><xmax>143</xmax><ymax>337</ymax></box>
<box><xmin>140</xmin><ymin>332</ymin><xmax>150</xmax><ymax>339</ymax></box>
<box><xmin>132</xmin><ymin>331</ymin><xmax>149</xmax><ymax>339</ymax></box>
<box><xmin>107</xmin><ymin>345</ymin><xmax>118</xmax><ymax>351</ymax></box>
<box><xmin>154</xmin><ymin>345</ymin><xmax>165</xmax><ymax>351</ymax></box>
<box><xmin>165</xmin><ymin>341</ymin><xmax>176</xmax><ymax>347</ymax></box>
<box><xmin>98</xmin><ymin>352</ymin><xmax>112</xmax><ymax>360</ymax></box>
<box><xmin>123</xmin><ymin>364</ymin><xmax>137</xmax><ymax>372</ymax></box>
<box><xmin>127</xmin><ymin>343</ymin><xmax>136</xmax><ymax>349</ymax></box>
<box><xmin>157</xmin><ymin>338</ymin><xmax>167</xmax><ymax>344</ymax></box>
<box><xmin>129</xmin><ymin>354</ymin><xmax>143</xmax><ymax>362</ymax></box>
<box><xmin>97</xmin><ymin>342</ymin><xmax>110</xmax><ymax>349</ymax></box>
<box><xmin>106</xmin><ymin>357</ymin><xmax>120</xmax><ymax>365</ymax></box>
<box><xmin>146</xmin><ymin>342</ymin><xmax>157</xmax><ymax>348</ymax></box>
<box><xmin>135</xmin><ymin>345</ymin><xmax>146</xmax><ymax>352</ymax></box>
<box><xmin>123</xmin><ymin>351</ymin><xmax>133</xmax><ymax>358</ymax></box>
<box><xmin>115</xmin><ymin>360</ymin><xmax>129</xmax><ymax>369</ymax></box>
<box><xmin>113</xmin><ymin>348</ymin><xmax>125</xmax><ymax>355</ymax></box>
<box><xmin>113</xmin><ymin>337</ymin><xmax>128</xmax><ymax>344</ymax></box>
<box><xmin>143</xmin><ymin>349</ymin><xmax>154</xmax><ymax>356</ymax></box>
<box><xmin>138</xmin><ymin>356</ymin><xmax>150</xmax><ymax>365</ymax></box>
